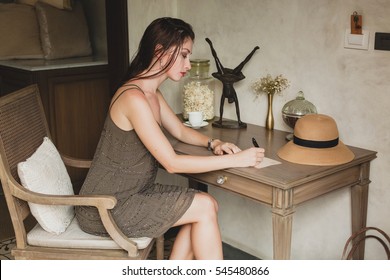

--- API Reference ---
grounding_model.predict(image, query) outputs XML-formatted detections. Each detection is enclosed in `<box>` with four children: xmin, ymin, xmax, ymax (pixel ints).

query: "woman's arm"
<box><xmin>157</xmin><ymin>91</ymin><xmax>240</xmax><ymax>155</ymax></box>
<box><xmin>124</xmin><ymin>91</ymin><xmax>264</xmax><ymax>174</ymax></box>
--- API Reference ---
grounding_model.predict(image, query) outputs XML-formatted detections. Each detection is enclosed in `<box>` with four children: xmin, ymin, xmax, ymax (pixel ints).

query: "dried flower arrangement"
<box><xmin>252</xmin><ymin>74</ymin><xmax>290</xmax><ymax>97</ymax></box>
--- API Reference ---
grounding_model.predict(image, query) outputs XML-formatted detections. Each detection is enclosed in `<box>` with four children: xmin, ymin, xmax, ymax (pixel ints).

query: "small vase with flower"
<box><xmin>252</xmin><ymin>74</ymin><xmax>290</xmax><ymax>130</ymax></box>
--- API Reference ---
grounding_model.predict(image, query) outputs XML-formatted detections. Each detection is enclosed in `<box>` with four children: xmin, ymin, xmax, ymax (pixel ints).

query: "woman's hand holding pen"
<box><xmin>250</xmin><ymin>137</ymin><xmax>265</xmax><ymax>168</ymax></box>
<box><xmin>230</xmin><ymin>137</ymin><xmax>264</xmax><ymax>169</ymax></box>
<box><xmin>212</xmin><ymin>138</ymin><xmax>264</xmax><ymax>168</ymax></box>
<box><xmin>213</xmin><ymin>137</ymin><xmax>265</xmax><ymax>168</ymax></box>
<box><xmin>234</xmin><ymin>146</ymin><xmax>265</xmax><ymax>168</ymax></box>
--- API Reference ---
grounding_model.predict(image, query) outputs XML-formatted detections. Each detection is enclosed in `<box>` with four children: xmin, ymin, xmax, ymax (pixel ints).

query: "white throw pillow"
<box><xmin>17</xmin><ymin>137</ymin><xmax>74</xmax><ymax>235</ymax></box>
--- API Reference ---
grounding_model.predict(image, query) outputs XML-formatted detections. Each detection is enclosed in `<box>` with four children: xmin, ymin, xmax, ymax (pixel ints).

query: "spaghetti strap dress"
<box><xmin>75</xmin><ymin>85</ymin><xmax>197</xmax><ymax>238</ymax></box>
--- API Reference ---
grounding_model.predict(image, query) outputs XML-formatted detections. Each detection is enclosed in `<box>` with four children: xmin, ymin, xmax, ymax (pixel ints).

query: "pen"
<box><xmin>252</xmin><ymin>137</ymin><xmax>259</xmax><ymax>147</ymax></box>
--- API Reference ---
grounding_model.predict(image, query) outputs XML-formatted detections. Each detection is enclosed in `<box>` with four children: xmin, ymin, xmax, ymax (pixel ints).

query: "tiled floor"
<box><xmin>1</xmin><ymin>195</ymin><xmax>258</xmax><ymax>260</ymax></box>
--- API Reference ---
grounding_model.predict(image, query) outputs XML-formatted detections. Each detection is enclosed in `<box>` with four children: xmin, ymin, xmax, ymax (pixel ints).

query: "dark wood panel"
<box><xmin>0</xmin><ymin>66</ymin><xmax>36</xmax><ymax>95</ymax></box>
<box><xmin>0</xmin><ymin>64</ymin><xmax>110</xmax><ymax>188</ymax></box>
<box><xmin>105</xmin><ymin>0</ymin><xmax>129</xmax><ymax>94</ymax></box>
<box><xmin>51</xmin><ymin>76</ymin><xmax>110</xmax><ymax>158</ymax></box>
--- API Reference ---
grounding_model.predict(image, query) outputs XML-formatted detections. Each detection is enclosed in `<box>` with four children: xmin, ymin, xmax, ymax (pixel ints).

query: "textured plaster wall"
<box><xmin>128</xmin><ymin>0</ymin><xmax>390</xmax><ymax>259</ymax></box>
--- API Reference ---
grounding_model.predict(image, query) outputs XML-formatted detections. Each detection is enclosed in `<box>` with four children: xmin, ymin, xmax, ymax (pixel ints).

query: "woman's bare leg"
<box><xmin>170</xmin><ymin>192</ymin><xmax>223</xmax><ymax>260</ymax></box>
<box><xmin>169</xmin><ymin>224</ymin><xmax>194</xmax><ymax>260</ymax></box>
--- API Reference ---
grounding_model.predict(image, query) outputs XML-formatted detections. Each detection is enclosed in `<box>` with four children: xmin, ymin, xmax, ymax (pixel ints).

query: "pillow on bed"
<box><xmin>0</xmin><ymin>3</ymin><xmax>44</xmax><ymax>60</ymax></box>
<box><xmin>17</xmin><ymin>137</ymin><xmax>75</xmax><ymax>235</ymax></box>
<box><xmin>15</xmin><ymin>0</ymin><xmax>73</xmax><ymax>10</ymax></box>
<box><xmin>35</xmin><ymin>1</ymin><xmax>92</xmax><ymax>59</ymax></box>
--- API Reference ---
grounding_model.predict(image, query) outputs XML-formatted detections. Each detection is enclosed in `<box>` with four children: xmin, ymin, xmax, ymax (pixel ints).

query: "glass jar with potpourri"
<box><xmin>182</xmin><ymin>59</ymin><xmax>215</xmax><ymax>120</ymax></box>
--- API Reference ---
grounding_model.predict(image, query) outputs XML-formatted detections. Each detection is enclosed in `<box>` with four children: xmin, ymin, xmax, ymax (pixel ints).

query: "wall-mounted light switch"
<box><xmin>344</xmin><ymin>29</ymin><xmax>369</xmax><ymax>50</ymax></box>
<box><xmin>374</xmin><ymin>33</ymin><xmax>390</xmax><ymax>51</ymax></box>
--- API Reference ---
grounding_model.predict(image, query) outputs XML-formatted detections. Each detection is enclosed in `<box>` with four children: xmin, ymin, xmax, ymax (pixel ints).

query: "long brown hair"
<box><xmin>124</xmin><ymin>17</ymin><xmax>195</xmax><ymax>84</ymax></box>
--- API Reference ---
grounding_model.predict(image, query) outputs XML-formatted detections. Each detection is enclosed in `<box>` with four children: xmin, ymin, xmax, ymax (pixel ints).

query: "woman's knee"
<box><xmin>196</xmin><ymin>192</ymin><xmax>219</xmax><ymax>217</ymax></box>
<box><xmin>173</xmin><ymin>192</ymin><xmax>219</xmax><ymax>226</ymax></box>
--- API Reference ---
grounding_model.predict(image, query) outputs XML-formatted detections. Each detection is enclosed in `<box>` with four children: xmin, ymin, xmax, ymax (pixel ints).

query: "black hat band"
<box><xmin>293</xmin><ymin>135</ymin><xmax>339</xmax><ymax>149</ymax></box>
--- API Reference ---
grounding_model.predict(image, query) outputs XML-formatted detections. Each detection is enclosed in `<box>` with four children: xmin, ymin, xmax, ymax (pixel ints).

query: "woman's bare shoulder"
<box><xmin>111</xmin><ymin>85</ymin><xmax>146</xmax><ymax>106</ymax></box>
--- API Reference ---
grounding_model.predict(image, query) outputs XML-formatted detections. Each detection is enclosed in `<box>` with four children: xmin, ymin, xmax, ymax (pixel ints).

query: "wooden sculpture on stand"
<box><xmin>206</xmin><ymin>38</ymin><xmax>259</xmax><ymax>128</ymax></box>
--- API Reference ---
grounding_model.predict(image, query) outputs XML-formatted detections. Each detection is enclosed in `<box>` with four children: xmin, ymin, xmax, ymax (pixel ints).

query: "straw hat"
<box><xmin>277</xmin><ymin>114</ymin><xmax>354</xmax><ymax>165</ymax></box>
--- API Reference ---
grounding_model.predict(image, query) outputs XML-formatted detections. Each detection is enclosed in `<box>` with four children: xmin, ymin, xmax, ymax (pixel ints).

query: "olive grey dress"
<box><xmin>75</xmin><ymin>87</ymin><xmax>197</xmax><ymax>238</ymax></box>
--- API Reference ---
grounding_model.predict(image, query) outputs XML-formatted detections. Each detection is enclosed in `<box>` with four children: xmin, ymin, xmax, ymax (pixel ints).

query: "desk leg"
<box><xmin>350</xmin><ymin>162</ymin><xmax>370</xmax><ymax>259</ymax></box>
<box><xmin>272</xmin><ymin>188</ymin><xmax>295</xmax><ymax>260</ymax></box>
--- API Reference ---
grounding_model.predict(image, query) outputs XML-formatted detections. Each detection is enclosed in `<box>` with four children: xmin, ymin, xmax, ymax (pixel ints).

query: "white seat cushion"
<box><xmin>27</xmin><ymin>217</ymin><xmax>153</xmax><ymax>250</ymax></box>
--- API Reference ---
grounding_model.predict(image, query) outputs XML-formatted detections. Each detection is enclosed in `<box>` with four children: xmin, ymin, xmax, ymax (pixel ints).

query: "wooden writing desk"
<box><xmin>167</xmin><ymin>120</ymin><xmax>377</xmax><ymax>259</ymax></box>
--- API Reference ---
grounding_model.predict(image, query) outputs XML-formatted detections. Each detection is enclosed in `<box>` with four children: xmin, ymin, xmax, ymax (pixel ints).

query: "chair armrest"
<box><xmin>97</xmin><ymin>209</ymin><xmax>139</xmax><ymax>256</ymax></box>
<box><xmin>61</xmin><ymin>154</ymin><xmax>92</xmax><ymax>169</ymax></box>
<box><xmin>10</xmin><ymin>179</ymin><xmax>116</xmax><ymax>209</ymax></box>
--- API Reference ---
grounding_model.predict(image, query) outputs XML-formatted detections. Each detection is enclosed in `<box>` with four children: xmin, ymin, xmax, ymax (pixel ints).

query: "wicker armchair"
<box><xmin>0</xmin><ymin>84</ymin><xmax>164</xmax><ymax>260</ymax></box>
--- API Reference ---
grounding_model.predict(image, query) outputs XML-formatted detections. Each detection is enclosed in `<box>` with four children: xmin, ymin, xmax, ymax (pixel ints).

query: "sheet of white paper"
<box><xmin>259</xmin><ymin>157</ymin><xmax>281</xmax><ymax>168</ymax></box>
